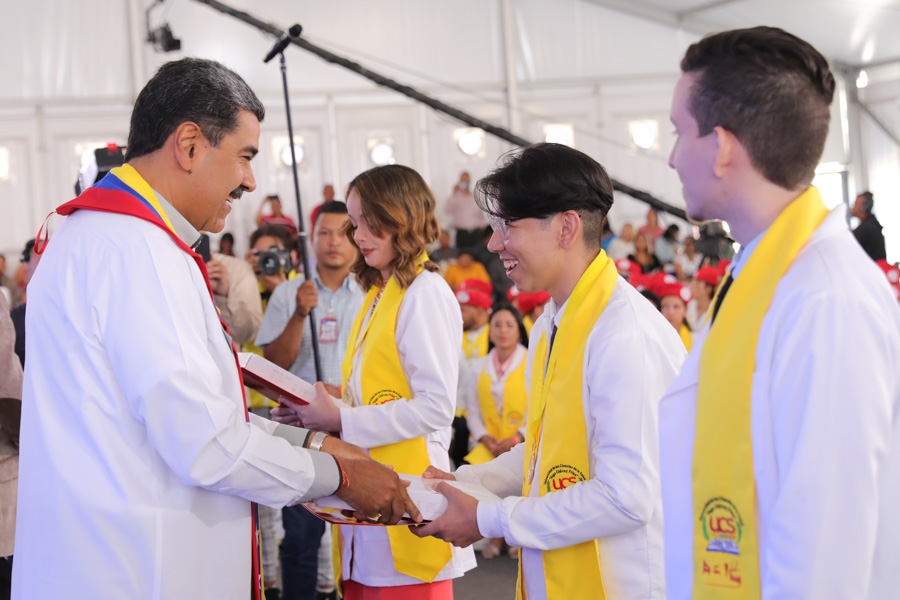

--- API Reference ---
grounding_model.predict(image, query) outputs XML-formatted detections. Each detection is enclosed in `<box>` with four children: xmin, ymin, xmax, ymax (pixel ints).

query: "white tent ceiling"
<box><xmin>589</xmin><ymin>0</ymin><xmax>900</xmax><ymax>68</ymax></box>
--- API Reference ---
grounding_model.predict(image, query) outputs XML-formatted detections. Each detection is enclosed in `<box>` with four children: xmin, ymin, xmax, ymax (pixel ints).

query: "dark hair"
<box><xmin>475</xmin><ymin>143</ymin><xmax>614</xmax><ymax>251</ymax></box>
<box><xmin>250</xmin><ymin>224</ymin><xmax>294</xmax><ymax>250</ymax></box>
<box><xmin>663</xmin><ymin>224</ymin><xmax>680</xmax><ymax>242</ymax></box>
<box><xmin>859</xmin><ymin>191</ymin><xmax>874</xmax><ymax>214</ymax></box>
<box><xmin>346</xmin><ymin>165</ymin><xmax>440</xmax><ymax>290</ymax></box>
<box><xmin>125</xmin><ymin>58</ymin><xmax>265</xmax><ymax>161</ymax></box>
<box><xmin>680</xmin><ymin>26</ymin><xmax>834</xmax><ymax>190</ymax></box>
<box><xmin>641</xmin><ymin>289</ymin><xmax>661</xmax><ymax>311</ymax></box>
<box><xmin>220</xmin><ymin>232</ymin><xmax>234</xmax><ymax>245</ymax></box>
<box><xmin>487</xmin><ymin>302</ymin><xmax>529</xmax><ymax>353</ymax></box>
<box><xmin>313</xmin><ymin>200</ymin><xmax>349</xmax><ymax>227</ymax></box>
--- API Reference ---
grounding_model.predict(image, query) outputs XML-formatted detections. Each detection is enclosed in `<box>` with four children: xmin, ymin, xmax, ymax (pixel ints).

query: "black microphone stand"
<box><xmin>266</xmin><ymin>33</ymin><xmax>323</xmax><ymax>382</ymax></box>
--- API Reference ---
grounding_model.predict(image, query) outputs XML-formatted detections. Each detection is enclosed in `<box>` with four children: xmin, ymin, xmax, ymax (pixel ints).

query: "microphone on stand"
<box><xmin>263</xmin><ymin>24</ymin><xmax>302</xmax><ymax>63</ymax></box>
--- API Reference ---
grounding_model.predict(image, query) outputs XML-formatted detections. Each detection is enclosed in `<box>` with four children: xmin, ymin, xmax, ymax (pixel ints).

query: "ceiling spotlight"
<box><xmin>629</xmin><ymin>119</ymin><xmax>659</xmax><ymax>151</ymax></box>
<box><xmin>280</xmin><ymin>142</ymin><xmax>305</xmax><ymax>167</ymax></box>
<box><xmin>455</xmin><ymin>128</ymin><xmax>485</xmax><ymax>157</ymax></box>
<box><xmin>856</xmin><ymin>70</ymin><xmax>868</xmax><ymax>89</ymax></box>
<box><xmin>543</xmin><ymin>124</ymin><xmax>574</xmax><ymax>147</ymax></box>
<box><xmin>369</xmin><ymin>140</ymin><xmax>395</xmax><ymax>166</ymax></box>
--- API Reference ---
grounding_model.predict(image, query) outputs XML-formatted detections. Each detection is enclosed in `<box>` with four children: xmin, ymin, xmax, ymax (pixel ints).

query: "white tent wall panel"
<box><xmin>1</xmin><ymin>0</ymin><xmax>134</xmax><ymax>101</ymax></box>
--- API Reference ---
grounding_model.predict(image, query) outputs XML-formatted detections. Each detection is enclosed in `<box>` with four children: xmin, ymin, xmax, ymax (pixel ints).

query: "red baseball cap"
<box><xmin>694</xmin><ymin>266</ymin><xmax>720</xmax><ymax>287</ymax></box>
<box><xmin>458</xmin><ymin>278</ymin><xmax>493</xmax><ymax>295</ymax></box>
<box><xmin>516</xmin><ymin>291</ymin><xmax>551</xmax><ymax>315</ymax></box>
<box><xmin>657</xmin><ymin>281</ymin><xmax>693</xmax><ymax>304</ymax></box>
<box><xmin>456</xmin><ymin>288</ymin><xmax>492</xmax><ymax>310</ymax></box>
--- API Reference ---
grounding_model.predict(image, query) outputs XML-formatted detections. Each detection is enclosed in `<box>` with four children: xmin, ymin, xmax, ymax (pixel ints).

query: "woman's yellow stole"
<box><xmin>517</xmin><ymin>250</ymin><xmax>617</xmax><ymax>599</ymax></box>
<box><xmin>336</xmin><ymin>269</ymin><xmax>453</xmax><ymax>584</ymax></box>
<box><xmin>464</xmin><ymin>355</ymin><xmax>527</xmax><ymax>465</ymax></box>
<box><xmin>692</xmin><ymin>187</ymin><xmax>828</xmax><ymax>598</ymax></box>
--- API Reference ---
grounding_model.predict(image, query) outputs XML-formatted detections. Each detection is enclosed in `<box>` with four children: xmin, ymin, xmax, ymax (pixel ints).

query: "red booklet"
<box><xmin>238</xmin><ymin>352</ymin><xmax>315</xmax><ymax>406</ymax></box>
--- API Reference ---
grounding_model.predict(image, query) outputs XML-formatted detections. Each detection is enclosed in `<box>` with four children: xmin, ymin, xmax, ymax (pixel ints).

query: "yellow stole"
<box><xmin>523</xmin><ymin>315</ymin><xmax>534</xmax><ymax>336</ymax></box>
<box><xmin>518</xmin><ymin>250</ymin><xmax>617</xmax><ymax>599</ymax></box>
<box><xmin>462</xmin><ymin>326</ymin><xmax>489</xmax><ymax>359</ymax></box>
<box><xmin>692</xmin><ymin>187</ymin><xmax>828</xmax><ymax>597</ymax></box>
<box><xmin>336</xmin><ymin>268</ymin><xmax>453</xmax><ymax>584</ymax></box>
<box><xmin>679</xmin><ymin>322</ymin><xmax>693</xmax><ymax>352</ymax></box>
<box><xmin>464</xmin><ymin>351</ymin><xmax>527</xmax><ymax>465</ymax></box>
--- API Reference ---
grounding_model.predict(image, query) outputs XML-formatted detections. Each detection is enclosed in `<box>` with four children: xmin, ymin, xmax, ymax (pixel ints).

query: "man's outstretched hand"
<box><xmin>336</xmin><ymin>459</ymin><xmax>423</xmax><ymax>526</ymax></box>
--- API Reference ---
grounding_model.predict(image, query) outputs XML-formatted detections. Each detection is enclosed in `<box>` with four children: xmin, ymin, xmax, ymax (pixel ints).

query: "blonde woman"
<box><xmin>289</xmin><ymin>165</ymin><xmax>475</xmax><ymax>600</ymax></box>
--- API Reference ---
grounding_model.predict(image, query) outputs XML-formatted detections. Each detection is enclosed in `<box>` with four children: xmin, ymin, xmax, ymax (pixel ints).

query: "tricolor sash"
<box><xmin>692</xmin><ymin>186</ymin><xmax>829</xmax><ymax>598</ymax></box>
<box><xmin>45</xmin><ymin>164</ymin><xmax>265</xmax><ymax>600</ymax></box>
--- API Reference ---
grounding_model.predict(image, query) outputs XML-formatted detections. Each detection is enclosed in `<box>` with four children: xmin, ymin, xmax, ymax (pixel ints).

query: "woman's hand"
<box><xmin>294</xmin><ymin>382</ymin><xmax>343</xmax><ymax>432</ymax></box>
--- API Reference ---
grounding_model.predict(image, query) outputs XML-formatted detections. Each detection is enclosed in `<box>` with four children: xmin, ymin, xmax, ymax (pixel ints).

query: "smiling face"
<box><xmin>487</xmin><ymin>215</ymin><xmax>559</xmax><ymax>294</ymax></box>
<box><xmin>669</xmin><ymin>73</ymin><xmax>723</xmax><ymax>223</ymax></box>
<box><xmin>489</xmin><ymin>308</ymin><xmax>520</xmax><ymax>352</ymax></box>
<box><xmin>346</xmin><ymin>188</ymin><xmax>397</xmax><ymax>280</ymax></box>
<box><xmin>188</xmin><ymin>110</ymin><xmax>259</xmax><ymax>233</ymax></box>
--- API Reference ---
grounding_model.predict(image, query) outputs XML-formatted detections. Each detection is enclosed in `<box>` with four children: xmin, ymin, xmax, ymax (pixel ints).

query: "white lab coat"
<box><xmin>456</xmin><ymin>277</ymin><xmax>686</xmax><ymax>599</ymax></box>
<box><xmin>659</xmin><ymin>206</ymin><xmax>900</xmax><ymax>599</ymax></box>
<box><xmin>339</xmin><ymin>270</ymin><xmax>476</xmax><ymax>586</ymax></box>
<box><xmin>14</xmin><ymin>209</ymin><xmax>338</xmax><ymax>600</ymax></box>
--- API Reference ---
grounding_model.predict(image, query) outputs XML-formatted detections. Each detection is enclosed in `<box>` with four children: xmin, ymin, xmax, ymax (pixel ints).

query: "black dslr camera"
<box><xmin>258</xmin><ymin>246</ymin><xmax>292</xmax><ymax>276</ymax></box>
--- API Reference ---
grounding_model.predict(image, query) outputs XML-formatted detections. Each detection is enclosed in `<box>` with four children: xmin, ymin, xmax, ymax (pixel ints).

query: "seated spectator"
<box><xmin>655</xmin><ymin>279</ymin><xmax>692</xmax><ymax>351</ymax></box>
<box><xmin>629</xmin><ymin>231</ymin><xmax>662</xmax><ymax>274</ymax></box>
<box><xmin>655</xmin><ymin>224</ymin><xmax>681</xmax><ymax>266</ymax></box>
<box><xmin>457</xmin><ymin>280</ymin><xmax>493</xmax><ymax>361</ymax></box>
<box><xmin>464</xmin><ymin>302</ymin><xmax>528</xmax><ymax>559</ymax></box>
<box><xmin>606</xmin><ymin>222</ymin><xmax>635</xmax><ymax>260</ymax></box>
<box><xmin>674</xmin><ymin>235</ymin><xmax>702</xmax><ymax>281</ymax></box>
<box><xmin>218</xmin><ymin>232</ymin><xmax>236</xmax><ymax>257</ymax></box>
<box><xmin>600</xmin><ymin>220</ymin><xmax>615</xmax><ymax>253</ymax></box>
<box><xmin>687</xmin><ymin>266</ymin><xmax>719</xmax><ymax>332</ymax></box>
<box><xmin>444</xmin><ymin>248</ymin><xmax>491</xmax><ymax>291</ymax></box>
<box><xmin>255</xmin><ymin>194</ymin><xmax>299</xmax><ymax>238</ymax></box>
<box><xmin>638</xmin><ymin>207</ymin><xmax>665</xmax><ymax>248</ymax></box>
<box><xmin>430</xmin><ymin>229</ymin><xmax>458</xmax><ymax>272</ymax></box>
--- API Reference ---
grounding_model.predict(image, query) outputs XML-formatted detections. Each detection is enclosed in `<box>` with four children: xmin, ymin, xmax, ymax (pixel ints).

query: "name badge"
<box><xmin>320</xmin><ymin>317</ymin><xmax>338</xmax><ymax>343</ymax></box>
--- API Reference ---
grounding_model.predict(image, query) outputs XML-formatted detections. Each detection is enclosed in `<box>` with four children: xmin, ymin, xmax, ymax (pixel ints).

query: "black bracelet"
<box><xmin>303</xmin><ymin>430</ymin><xmax>314</xmax><ymax>449</ymax></box>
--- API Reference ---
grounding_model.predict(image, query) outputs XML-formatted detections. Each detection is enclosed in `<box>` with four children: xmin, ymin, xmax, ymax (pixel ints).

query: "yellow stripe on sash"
<box><xmin>517</xmin><ymin>250</ymin><xmax>617</xmax><ymax>599</ymax></box>
<box><xmin>692</xmin><ymin>187</ymin><xmax>829</xmax><ymax>598</ymax></box>
<box><xmin>111</xmin><ymin>164</ymin><xmax>177</xmax><ymax>234</ymax></box>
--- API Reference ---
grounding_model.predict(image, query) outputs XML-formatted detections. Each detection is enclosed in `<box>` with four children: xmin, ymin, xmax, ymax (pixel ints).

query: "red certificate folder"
<box><xmin>238</xmin><ymin>352</ymin><xmax>315</xmax><ymax>406</ymax></box>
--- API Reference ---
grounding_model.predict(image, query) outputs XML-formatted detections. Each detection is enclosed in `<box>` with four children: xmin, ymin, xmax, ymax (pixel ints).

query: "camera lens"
<box><xmin>258</xmin><ymin>252</ymin><xmax>279</xmax><ymax>275</ymax></box>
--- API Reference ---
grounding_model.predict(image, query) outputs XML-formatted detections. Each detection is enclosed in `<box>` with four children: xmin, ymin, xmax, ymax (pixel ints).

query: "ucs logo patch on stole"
<box><xmin>544</xmin><ymin>464</ymin><xmax>586</xmax><ymax>493</ymax></box>
<box><xmin>699</xmin><ymin>496</ymin><xmax>744</xmax><ymax>588</ymax></box>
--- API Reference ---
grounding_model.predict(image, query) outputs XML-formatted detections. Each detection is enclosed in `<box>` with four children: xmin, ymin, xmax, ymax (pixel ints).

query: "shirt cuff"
<box><xmin>272</xmin><ymin>423</ymin><xmax>311</xmax><ymax>447</ymax></box>
<box><xmin>476</xmin><ymin>499</ymin><xmax>505</xmax><ymax>539</ymax></box>
<box><xmin>304</xmin><ymin>451</ymin><xmax>342</xmax><ymax>500</ymax></box>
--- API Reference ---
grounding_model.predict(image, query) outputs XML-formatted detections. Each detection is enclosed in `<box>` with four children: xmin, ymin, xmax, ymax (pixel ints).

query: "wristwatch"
<box><xmin>308</xmin><ymin>431</ymin><xmax>328</xmax><ymax>452</ymax></box>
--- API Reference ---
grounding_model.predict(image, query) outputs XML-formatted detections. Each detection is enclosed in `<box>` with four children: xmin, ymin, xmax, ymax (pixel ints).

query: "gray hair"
<box><xmin>125</xmin><ymin>58</ymin><xmax>264</xmax><ymax>161</ymax></box>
